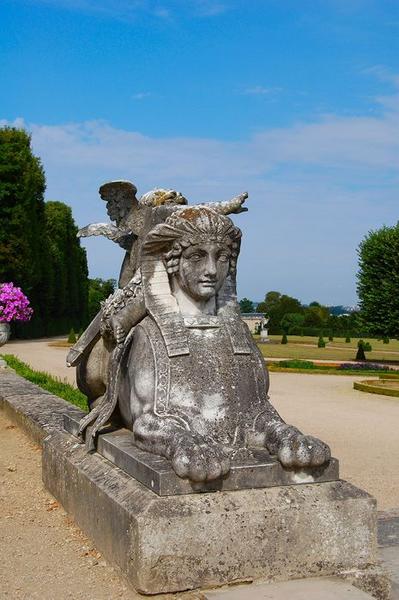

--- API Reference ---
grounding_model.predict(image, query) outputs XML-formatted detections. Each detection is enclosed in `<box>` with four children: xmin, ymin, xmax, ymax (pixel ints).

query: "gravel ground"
<box><xmin>0</xmin><ymin>410</ymin><xmax>140</xmax><ymax>600</ymax></box>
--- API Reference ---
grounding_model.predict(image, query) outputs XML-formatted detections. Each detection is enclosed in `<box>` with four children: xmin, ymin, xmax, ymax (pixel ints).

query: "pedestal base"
<box><xmin>43</xmin><ymin>429</ymin><xmax>377</xmax><ymax>595</ymax></box>
<box><xmin>63</xmin><ymin>411</ymin><xmax>339</xmax><ymax>495</ymax></box>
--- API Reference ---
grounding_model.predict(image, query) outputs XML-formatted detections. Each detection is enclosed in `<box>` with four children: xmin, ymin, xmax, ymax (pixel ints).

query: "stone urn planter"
<box><xmin>0</xmin><ymin>322</ymin><xmax>11</xmax><ymax>347</ymax></box>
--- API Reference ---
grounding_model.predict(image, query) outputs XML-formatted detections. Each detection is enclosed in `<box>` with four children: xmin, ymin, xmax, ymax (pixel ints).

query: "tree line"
<box><xmin>240</xmin><ymin>293</ymin><xmax>362</xmax><ymax>337</ymax></box>
<box><xmin>0</xmin><ymin>127</ymin><xmax>114</xmax><ymax>338</ymax></box>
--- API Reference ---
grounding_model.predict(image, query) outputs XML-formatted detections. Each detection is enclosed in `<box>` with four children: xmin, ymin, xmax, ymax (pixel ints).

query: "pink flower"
<box><xmin>0</xmin><ymin>282</ymin><xmax>33</xmax><ymax>323</ymax></box>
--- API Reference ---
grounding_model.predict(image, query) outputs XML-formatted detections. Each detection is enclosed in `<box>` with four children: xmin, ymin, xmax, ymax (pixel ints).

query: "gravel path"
<box><xmin>0</xmin><ymin>411</ymin><xmax>140</xmax><ymax>600</ymax></box>
<box><xmin>270</xmin><ymin>372</ymin><xmax>399</xmax><ymax>509</ymax></box>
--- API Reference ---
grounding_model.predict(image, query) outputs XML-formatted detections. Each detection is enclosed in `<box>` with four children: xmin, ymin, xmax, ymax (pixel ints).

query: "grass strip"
<box><xmin>267</xmin><ymin>362</ymin><xmax>399</xmax><ymax>377</ymax></box>
<box><xmin>1</xmin><ymin>354</ymin><xmax>88</xmax><ymax>412</ymax></box>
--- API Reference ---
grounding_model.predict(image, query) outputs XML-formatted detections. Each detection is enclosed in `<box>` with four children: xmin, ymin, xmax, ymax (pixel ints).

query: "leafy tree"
<box><xmin>256</xmin><ymin>301</ymin><xmax>267</xmax><ymax>314</ymax></box>
<box><xmin>0</xmin><ymin>127</ymin><xmax>48</xmax><ymax>335</ymax></box>
<box><xmin>262</xmin><ymin>291</ymin><xmax>303</xmax><ymax>332</ymax></box>
<box><xmin>357</xmin><ymin>223</ymin><xmax>399</xmax><ymax>338</ymax></box>
<box><xmin>0</xmin><ymin>127</ymin><xmax>89</xmax><ymax>337</ymax></box>
<box><xmin>303</xmin><ymin>304</ymin><xmax>330</xmax><ymax>328</ymax></box>
<box><xmin>280</xmin><ymin>312</ymin><xmax>305</xmax><ymax>334</ymax></box>
<box><xmin>44</xmin><ymin>201</ymin><xmax>89</xmax><ymax>334</ymax></box>
<box><xmin>239</xmin><ymin>297</ymin><xmax>254</xmax><ymax>313</ymax></box>
<box><xmin>88</xmin><ymin>278</ymin><xmax>116</xmax><ymax>322</ymax></box>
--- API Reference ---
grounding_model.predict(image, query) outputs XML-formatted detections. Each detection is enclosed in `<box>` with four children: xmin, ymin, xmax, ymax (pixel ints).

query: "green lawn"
<box><xmin>1</xmin><ymin>354</ymin><xmax>88</xmax><ymax>411</ymax></box>
<box><xmin>257</xmin><ymin>335</ymin><xmax>399</xmax><ymax>362</ymax></box>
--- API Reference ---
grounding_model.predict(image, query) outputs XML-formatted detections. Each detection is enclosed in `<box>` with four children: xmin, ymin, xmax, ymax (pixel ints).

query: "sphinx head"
<box><xmin>144</xmin><ymin>206</ymin><xmax>241</xmax><ymax>304</ymax></box>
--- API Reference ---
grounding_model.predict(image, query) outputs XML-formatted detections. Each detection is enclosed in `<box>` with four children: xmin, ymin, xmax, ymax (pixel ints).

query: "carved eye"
<box><xmin>218</xmin><ymin>253</ymin><xmax>230</xmax><ymax>262</ymax></box>
<box><xmin>188</xmin><ymin>253</ymin><xmax>202</xmax><ymax>261</ymax></box>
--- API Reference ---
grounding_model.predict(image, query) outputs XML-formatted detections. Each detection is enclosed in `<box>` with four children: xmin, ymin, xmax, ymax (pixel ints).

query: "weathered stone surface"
<box><xmin>74</xmin><ymin>203</ymin><xmax>332</xmax><ymax>483</ymax></box>
<box><xmin>378</xmin><ymin>508</ymin><xmax>399</xmax><ymax>547</ymax></box>
<box><xmin>64</xmin><ymin>410</ymin><xmax>339</xmax><ymax>495</ymax></box>
<box><xmin>204</xmin><ymin>577</ymin><xmax>377</xmax><ymax>599</ymax></box>
<box><xmin>339</xmin><ymin>565</ymin><xmax>392</xmax><ymax>600</ymax></box>
<box><xmin>380</xmin><ymin>546</ymin><xmax>399</xmax><ymax>598</ymax></box>
<box><xmin>42</xmin><ymin>428</ymin><xmax>377</xmax><ymax>594</ymax></box>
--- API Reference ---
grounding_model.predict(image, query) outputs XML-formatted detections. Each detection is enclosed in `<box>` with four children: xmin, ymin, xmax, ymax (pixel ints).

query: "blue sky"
<box><xmin>2</xmin><ymin>0</ymin><xmax>399</xmax><ymax>304</ymax></box>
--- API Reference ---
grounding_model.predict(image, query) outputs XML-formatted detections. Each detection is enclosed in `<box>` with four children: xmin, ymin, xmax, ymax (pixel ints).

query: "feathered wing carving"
<box><xmin>77</xmin><ymin>180</ymin><xmax>139</xmax><ymax>249</ymax></box>
<box><xmin>99</xmin><ymin>180</ymin><xmax>139</xmax><ymax>227</ymax></box>
<box><xmin>204</xmin><ymin>192</ymin><xmax>249</xmax><ymax>215</ymax></box>
<box><xmin>77</xmin><ymin>223</ymin><xmax>133</xmax><ymax>250</ymax></box>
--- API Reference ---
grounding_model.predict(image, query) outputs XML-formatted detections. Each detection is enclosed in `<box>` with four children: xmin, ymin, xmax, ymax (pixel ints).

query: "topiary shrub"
<box><xmin>345</xmin><ymin>336</ymin><xmax>351</xmax><ymax>343</ymax></box>
<box><xmin>318</xmin><ymin>335</ymin><xmax>326</xmax><ymax>348</ymax></box>
<box><xmin>67</xmin><ymin>328</ymin><xmax>77</xmax><ymax>344</ymax></box>
<box><xmin>328</xmin><ymin>335</ymin><xmax>333</xmax><ymax>341</ymax></box>
<box><xmin>356</xmin><ymin>340</ymin><xmax>366</xmax><ymax>361</ymax></box>
<box><xmin>281</xmin><ymin>333</ymin><xmax>288</xmax><ymax>344</ymax></box>
<box><xmin>383</xmin><ymin>337</ymin><xmax>390</xmax><ymax>344</ymax></box>
<box><xmin>363</xmin><ymin>342</ymin><xmax>372</xmax><ymax>352</ymax></box>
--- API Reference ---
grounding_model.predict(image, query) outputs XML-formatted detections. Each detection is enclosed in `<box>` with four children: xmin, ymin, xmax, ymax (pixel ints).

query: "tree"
<box><xmin>88</xmin><ymin>278</ymin><xmax>116</xmax><ymax>322</ymax></box>
<box><xmin>0</xmin><ymin>127</ymin><xmax>48</xmax><ymax>336</ymax></box>
<box><xmin>261</xmin><ymin>291</ymin><xmax>303</xmax><ymax>333</ymax></box>
<box><xmin>357</xmin><ymin>223</ymin><xmax>399</xmax><ymax>338</ymax></box>
<box><xmin>239</xmin><ymin>297</ymin><xmax>254</xmax><ymax>313</ymax></box>
<box><xmin>44</xmin><ymin>201</ymin><xmax>89</xmax><ymax>334</ymax></box>
<box><xmin>0</xmin><ymin>126</ymin><xmax>89</xmax><ymax>337</ymax></box>
<box><xmin>256</xmin><ymin>301</ymin><xmax>267</xmax><ymax>314</ymax></box>
<box><xmin>280</xmin><ymin>312</ymin><xmax>305</xmax><ymax>334</ymax></box>
<box><xmin>303</xmin><ymin>304</ymin><xmax>330</xmax><ymax>328</ymax></box>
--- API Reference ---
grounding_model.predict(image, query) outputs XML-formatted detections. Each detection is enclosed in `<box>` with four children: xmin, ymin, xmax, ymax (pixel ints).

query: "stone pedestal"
<box><xmin>43</xmin><ymin>428</ymin><xmax>378</xmax><ymax>595</ymax></box>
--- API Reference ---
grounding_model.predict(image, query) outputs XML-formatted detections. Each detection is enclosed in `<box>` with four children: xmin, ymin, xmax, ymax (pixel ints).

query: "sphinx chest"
<box><xmin>139</xmin><ymin>316</ymin><xmax>269</xmax><ymax>445</ymax></box>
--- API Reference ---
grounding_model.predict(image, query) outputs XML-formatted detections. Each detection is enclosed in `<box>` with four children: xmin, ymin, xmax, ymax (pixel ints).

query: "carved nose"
<box><xmin>204</xmin><ymin>257</ymin><xmax>217</xmax><ymax>276</ymax></box>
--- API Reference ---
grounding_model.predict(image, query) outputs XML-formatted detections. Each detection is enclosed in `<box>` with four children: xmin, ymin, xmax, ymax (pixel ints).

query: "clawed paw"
<box><xmin>171</xmin><ymin>440</ymin><xmax>231</xmax><ymax>482</ymax></box>
<box><xmin>277</xmin><ymin>432</ymin><xmax>331</xmax><ymax>468</ymax></box>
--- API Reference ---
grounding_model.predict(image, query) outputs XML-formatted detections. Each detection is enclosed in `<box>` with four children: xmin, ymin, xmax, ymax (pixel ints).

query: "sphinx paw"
<box><xmin>171</xmin><ymin>440</ymin><xmax>230</xmax><ymax>482</ymax></box>
<box><xmin>277</xmin><ymin>432</ymin><xmax>331</xmax><ymax>468</ymax></box>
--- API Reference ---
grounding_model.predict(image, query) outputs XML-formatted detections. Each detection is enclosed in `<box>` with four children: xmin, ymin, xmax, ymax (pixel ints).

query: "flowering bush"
<box><xmin>338</xmin><ymin>362</ymin><xmax>393</xmax><ymax>371</ymax></box>
<box><xmin>0</xmin><ymin>282</ymin><xmax>33</xmax><ymax>323</ymax></box>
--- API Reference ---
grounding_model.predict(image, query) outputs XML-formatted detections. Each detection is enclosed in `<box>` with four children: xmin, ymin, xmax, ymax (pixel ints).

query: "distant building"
<box><xmin>241</xmin><ymin>313</ymin><xmax>269</xmax><ymax>338</ymax></box>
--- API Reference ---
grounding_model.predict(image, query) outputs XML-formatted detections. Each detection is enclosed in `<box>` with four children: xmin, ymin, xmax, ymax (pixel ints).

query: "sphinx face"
<box><xmin>175</xmin><ymin>242</ymin><xmax>231</xmax><ymax>302</ymax></box>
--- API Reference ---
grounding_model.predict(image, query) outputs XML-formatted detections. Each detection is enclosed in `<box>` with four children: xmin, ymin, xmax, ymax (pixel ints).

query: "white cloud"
<box><xmin>23</xmin><ymin>0</ymin><xmax>228</xmax><ymax>21</ymax></box>
<box><xmin>243</xmin><ymin>86</ymin><xmax>282</xmax><ymax>96</ymax></box>
<box><xmin>3</xmin><ymin>81</ymin><xmax>399</xmax><ymax>304</ymax></box>
<box><xmin>132</xmin><ymin>92</ymin><xmax>152</xmax><ymax>100</ymax></box>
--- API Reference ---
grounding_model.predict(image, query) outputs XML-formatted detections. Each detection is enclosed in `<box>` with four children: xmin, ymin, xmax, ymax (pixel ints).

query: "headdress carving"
<box><xmin>143</xmin><ymin>206</ymin><xmax>242</xmax><ymax>274</ymax></box>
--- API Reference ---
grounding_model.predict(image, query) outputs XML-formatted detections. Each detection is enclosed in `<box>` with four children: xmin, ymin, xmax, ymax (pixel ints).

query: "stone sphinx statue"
<box><xmin>73</xmin><ymin>201</ymin><xmax>331</xmax><ymax>483</ymax></box>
